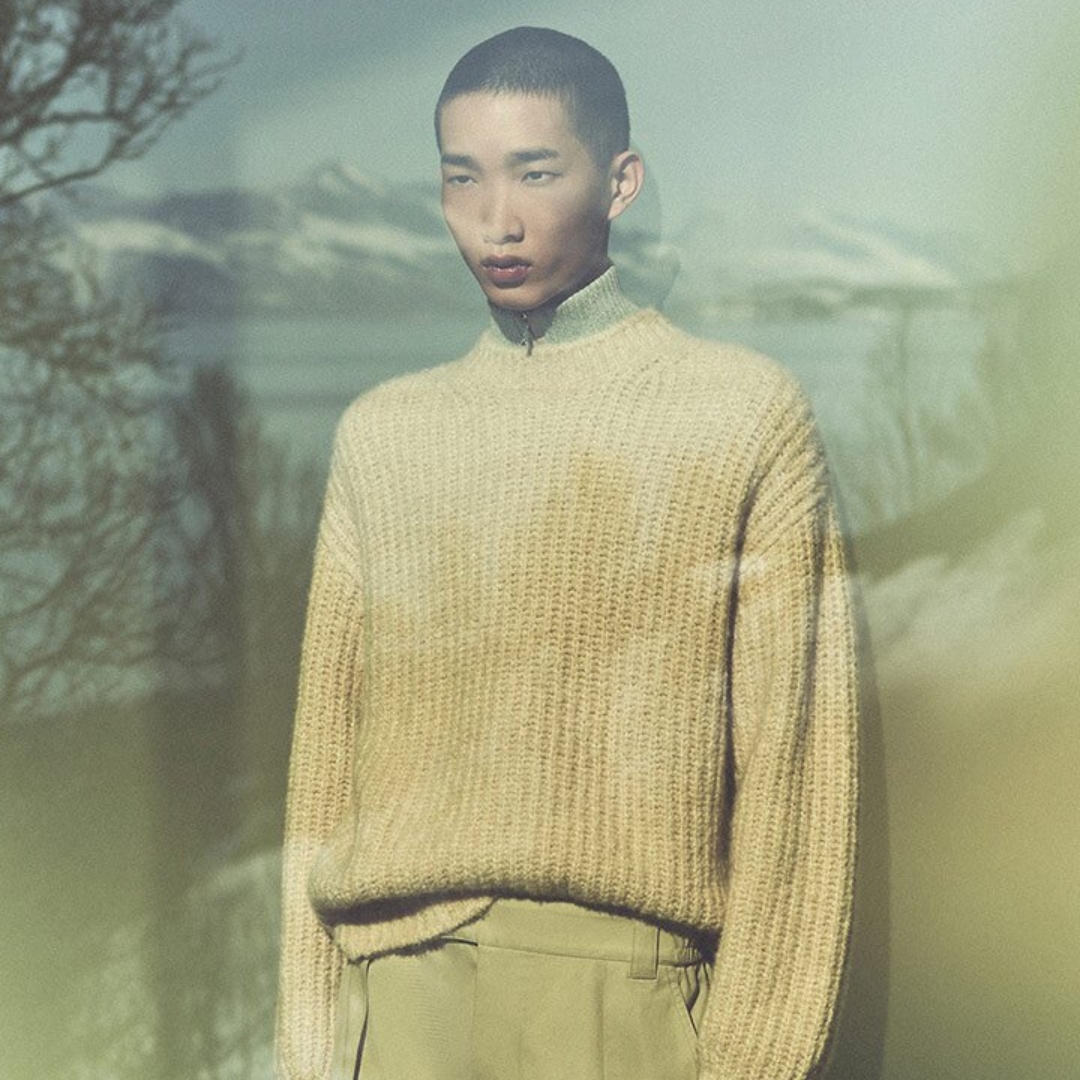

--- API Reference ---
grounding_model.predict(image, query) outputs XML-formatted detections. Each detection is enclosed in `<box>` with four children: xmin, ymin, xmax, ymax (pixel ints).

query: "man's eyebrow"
<box><xmin>508</xmin><ymin>148</ymin><xmax>560</xmax><ymax>165</ymax></box>
<box><xmin>440</xmin><ymin>152</ymin><xmax>478</xmax><ymax>168</ymax></box>
<box><xmin>441</xmin><ymin>148</ymin><xmax>562</xmax><ymax>169</ymax></box>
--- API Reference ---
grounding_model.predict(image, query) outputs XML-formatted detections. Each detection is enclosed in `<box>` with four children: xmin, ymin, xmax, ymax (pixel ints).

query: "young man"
<box><xmin>277</xmin><ymin>26</ymin><xmax>858</xmax><ymax>1080</ymax></box>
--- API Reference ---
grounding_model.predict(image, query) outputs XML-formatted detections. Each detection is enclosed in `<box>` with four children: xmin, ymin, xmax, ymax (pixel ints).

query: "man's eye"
<box><xmin>444</xmin><ymin>174</ymin><xmax>475</xmax><ymax>186</ymax></box>
<box><xmin>522</xmin><ymin>170</ymin><xmax>555</xmax><ymax>183</ymax></box>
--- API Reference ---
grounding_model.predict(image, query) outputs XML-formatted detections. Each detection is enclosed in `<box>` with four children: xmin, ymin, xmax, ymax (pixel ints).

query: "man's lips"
<box><xmin>480</xmin><ymin>257</ymin><xmax>531</xmax><ymax>286</ymax></box>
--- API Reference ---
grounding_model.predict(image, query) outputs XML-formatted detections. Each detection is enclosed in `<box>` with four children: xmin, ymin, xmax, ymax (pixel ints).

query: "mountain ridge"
<box><xmin>58</xmin><ymin>162</ymin><xmax>1010</xmax><ymax>319</ymax></box>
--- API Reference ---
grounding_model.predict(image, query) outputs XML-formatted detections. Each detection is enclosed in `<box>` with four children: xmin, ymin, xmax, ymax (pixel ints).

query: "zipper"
<box><xmin>517</xmin><ymin>312</ymin><xmax>535</xmax><ymax>355</ymax></box>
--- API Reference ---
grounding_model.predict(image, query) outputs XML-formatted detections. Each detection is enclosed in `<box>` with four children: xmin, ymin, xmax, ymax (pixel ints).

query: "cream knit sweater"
<box><xmin>276</xmin><ymin>271</ymin><xmax>858</xmax><ymax>1080</ymax></box>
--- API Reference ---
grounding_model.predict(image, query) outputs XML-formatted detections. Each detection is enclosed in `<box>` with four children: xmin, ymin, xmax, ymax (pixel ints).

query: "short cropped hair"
<box><xmin>436</xmin><ymin>27</ymin><xmax>630</xmax><ymax>166</ymax></box>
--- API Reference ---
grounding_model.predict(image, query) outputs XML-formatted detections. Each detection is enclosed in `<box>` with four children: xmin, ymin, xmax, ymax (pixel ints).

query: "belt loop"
<box><xmin>629</xmin><ymin>921</ymin><xmax>659</xmax><ymax>980</ymax></box>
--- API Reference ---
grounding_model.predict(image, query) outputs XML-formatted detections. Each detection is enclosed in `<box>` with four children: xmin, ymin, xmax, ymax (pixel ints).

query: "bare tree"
<box><xmin>0</xmin><ymin>215</ymin><xmax>251</xmax><ymax>718</ymax></box>
<box><xmin>0</xmin><ymin>9</ymin><xmax>326</xmax><ymax>1077</ymax></box>
<box><xmin>0</xmin><ymin>0</ymin><xmax>232</xmax><ymax>206</ymax></box>
<box><xmin>0</xmin><ymin>1</ymin><xmax>236</xmax><ymax>720</ymax></box>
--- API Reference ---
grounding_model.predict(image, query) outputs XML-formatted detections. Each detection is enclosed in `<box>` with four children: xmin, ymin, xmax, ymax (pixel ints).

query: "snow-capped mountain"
<box><xmin>66</xmin><ymin>162</ymin><xmax>465</xmax><ymax>317</ymax></box>
<box><xmin>60</xmin><ymin>162</ymin><xmax>1009</xmax><ymax>319</ymax></box>
<box><xmin>665</xmin><ymin>197</ymin><xmax>1013</xmax><ymax>320</ymax></box>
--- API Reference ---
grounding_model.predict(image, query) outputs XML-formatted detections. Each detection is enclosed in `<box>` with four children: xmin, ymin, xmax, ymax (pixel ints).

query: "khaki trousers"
<box><xmin>332</xmin><ymin>898</ymin><xmax>711</xmax><ymax>1080</ymax></box>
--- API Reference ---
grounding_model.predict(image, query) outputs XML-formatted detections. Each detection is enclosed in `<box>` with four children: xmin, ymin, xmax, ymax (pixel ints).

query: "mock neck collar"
<box><xmin>487</xmin><ymin>266</ymin><xmax>638</xmax><ymax>351</ymax></box>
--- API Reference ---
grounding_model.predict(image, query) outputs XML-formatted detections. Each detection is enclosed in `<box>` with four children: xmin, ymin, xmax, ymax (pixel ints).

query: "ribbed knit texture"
<box><xmin>276</xmin><ymin>289</ymin><xmax>859</xmax><ymax>1080</ymax></box>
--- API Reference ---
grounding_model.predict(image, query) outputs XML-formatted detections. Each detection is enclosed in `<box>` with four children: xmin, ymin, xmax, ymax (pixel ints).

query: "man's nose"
<box><xmin>481</xmin><ymin>185</ymin><xmax>523</xmax><ymax>245</ymax></box>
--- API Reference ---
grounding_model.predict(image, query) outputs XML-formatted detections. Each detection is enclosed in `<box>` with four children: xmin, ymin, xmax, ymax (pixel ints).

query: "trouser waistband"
<box><xmin>440</xmin><ymin>898</ymin><xmax>703</xmax><ymax>978</ymax></box>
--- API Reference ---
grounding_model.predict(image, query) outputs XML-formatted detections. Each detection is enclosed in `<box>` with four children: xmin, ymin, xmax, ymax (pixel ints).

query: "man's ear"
<box><xmin>606</xmin><ymin>150</ymin><xmax>644</xmax><ymax>222</ymax></box>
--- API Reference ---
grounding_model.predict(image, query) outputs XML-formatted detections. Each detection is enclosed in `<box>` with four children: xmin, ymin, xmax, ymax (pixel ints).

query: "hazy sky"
<box><xmin>118</xmin><ymin>0</ymin><xmax>1078</xmax><ymax>254</ymax></box>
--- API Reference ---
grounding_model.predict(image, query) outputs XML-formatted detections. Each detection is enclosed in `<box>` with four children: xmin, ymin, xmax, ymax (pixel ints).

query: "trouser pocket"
<box><xmin>665</xmin><ymin>957</ymin><xmax>711</xmax><ymax>1039</ymax></box>
<box><xmin>332</xmin><ymin>958</ymin><xmax>371</xmax><ymax>1080</ymax></box>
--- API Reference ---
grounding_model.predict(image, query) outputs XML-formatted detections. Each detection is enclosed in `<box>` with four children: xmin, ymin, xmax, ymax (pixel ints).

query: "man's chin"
<box><xmin>476</xmin><ymin>281</ymin><xmax>545</xmax><ymax>313</ymax></box>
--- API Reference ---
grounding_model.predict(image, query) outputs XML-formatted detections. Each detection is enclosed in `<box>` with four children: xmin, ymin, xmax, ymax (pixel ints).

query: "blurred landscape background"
<box><xmin>2</xmin><ymin>3</ymin><xmax>1078</xmax><ymax>1078</ymax></box>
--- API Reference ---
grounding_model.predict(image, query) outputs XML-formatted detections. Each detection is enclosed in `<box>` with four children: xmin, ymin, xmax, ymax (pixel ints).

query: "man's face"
<box><xmin>438</xmin><ymin>92</ymin><xmax>616</xmax><ymax>312</ymax></box>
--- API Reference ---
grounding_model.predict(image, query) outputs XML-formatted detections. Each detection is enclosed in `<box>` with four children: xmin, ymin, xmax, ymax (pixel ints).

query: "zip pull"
<box><xmin>518</xmin><ymin>312</ymin><xmax>534</xmax><ymax>355</ymax></box>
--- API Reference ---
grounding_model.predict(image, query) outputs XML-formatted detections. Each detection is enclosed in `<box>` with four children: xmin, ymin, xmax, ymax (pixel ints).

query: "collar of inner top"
<box><xmin>487</xmin><ymin>265</ymin><xmax>638</xmax><ymax>350</ymax></box>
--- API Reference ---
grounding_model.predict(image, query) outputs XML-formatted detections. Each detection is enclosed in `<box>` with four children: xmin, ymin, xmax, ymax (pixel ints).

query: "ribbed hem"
<box><xmin>331</xmin><ymin>895</ymin><xmax>496</xmax><ymax>960</ymax></box>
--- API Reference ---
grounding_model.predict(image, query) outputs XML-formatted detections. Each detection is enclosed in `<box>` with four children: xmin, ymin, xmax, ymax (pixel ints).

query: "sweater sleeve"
<box><xmin>276</xmin><ymin>428</ymin><xmax>365</xmax><ymax>1080</ymax></box>
<box><xmin>697</xmin><ymin>386</ymin><xmax>859</xmax><ymax>1080</ymax></box>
